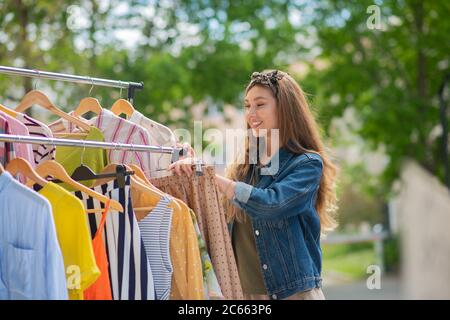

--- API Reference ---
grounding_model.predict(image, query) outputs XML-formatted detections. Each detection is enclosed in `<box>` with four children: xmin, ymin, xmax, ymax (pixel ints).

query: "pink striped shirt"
<box><xmin>0</xmin><ymin>115</ymin><xmax>15</xmax><ymax>167</ymax></box>
<box><xmin>49</xmin><ymin>109</ymin><xmax>153</xmax><ymax>178</ymax></box>
<box><xmin>0</xmin><ymin>111</ymin><xmax>35</xmax><ymax>169</ymax></box>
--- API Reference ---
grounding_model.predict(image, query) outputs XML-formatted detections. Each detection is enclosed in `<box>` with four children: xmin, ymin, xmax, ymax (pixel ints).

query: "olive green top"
<box><xmin>232</xmin><ymin>164</ymin><xmax>267</xmax><ymax>294</ymax></box>
<box><xmin>55</xmin><ymin>126</ymin><xmax>108</xmax><ymax>191</ymax></box>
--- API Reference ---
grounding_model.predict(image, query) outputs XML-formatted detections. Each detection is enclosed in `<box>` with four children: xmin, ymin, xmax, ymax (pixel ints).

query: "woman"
<box><xmin>169</xmin><ymin>70</ymin><xmax>338</xmax><ymax>300</ymax></box>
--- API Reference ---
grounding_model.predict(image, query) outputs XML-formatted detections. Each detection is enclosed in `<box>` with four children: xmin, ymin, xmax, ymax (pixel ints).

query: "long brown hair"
<box><xmin>224</xmin><ymin>70</ymin><xmax>338</xmax><ymax>233</ymax></box>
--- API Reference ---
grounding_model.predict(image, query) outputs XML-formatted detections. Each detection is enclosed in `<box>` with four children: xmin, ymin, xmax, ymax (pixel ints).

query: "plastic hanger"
<box><xmin>30</xmin><ymin>160</ymin><xmax>124</xmax><ymax>213</ymax></box>
<box><xmin>6</xmin><ymin>157</ymin><xmax>48</xmax><ymax>187</ymax></box>
<box><xmin>110</xmin><ymin>98</ymin><xmax>135</xmax><ymax>119</ymax></box>
<box><xmin>0</xmin><ymin>104</ymin><xmax>19</xmax><ymax>117</ymax></box>
<box><xmin>15</xmin><ymin>90</ymin><xmax>91</xmax><ymax>132</ymax></box>
<box><xmin>73</xmin><ymin>97</ymin><xmax>103</xmax><ymax>117</ymax></box>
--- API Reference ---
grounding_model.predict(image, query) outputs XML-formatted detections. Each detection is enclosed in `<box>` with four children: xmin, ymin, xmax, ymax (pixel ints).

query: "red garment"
<box><xmin>84</xmin><ymin>200</ymin><xmax>112</xmax><ymax>300</ymax></box>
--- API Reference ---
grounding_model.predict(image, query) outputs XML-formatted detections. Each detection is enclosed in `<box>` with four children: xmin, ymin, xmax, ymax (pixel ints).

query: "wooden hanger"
<box><xmin>53</xmin><ymin>132</ymin><xmax>89</xmax><ymax>138</ymax></box>
<box><xmin>6</xmin><ymin>157</ymin><xmax>48</xmax><ymax>187</ymax></box>
<box><xmin>29</xmin><ymin>160</ymin><xmax>124</xmax><ymax>213</ymax></box>
<box><xmin>110</xmin><ymin>99</ymin><xmax>135</xmax><ymax>119</ymax></box>
<box><xmin>73</xmin><ymin>97</ymin><xmax>103</xmax><ymax>117</ymax></box>
<box><xmin>127</xmin><ymin>164</ymin><xmax>182</xmax><ymax>216</ymax></box>
<box><xmin>92</xmin><ymin>163</ymin><xmax>180</xmax><ymax>216</ymax></box>
<box><xmin>15</xmin><ymin>90</ymin><xmax>91</xmax><ymax>132</ymax></box>
<box><xmin>0</xmin><ymin>104</ymin><xmax>19</xmax><ymax>117</ymax></box>
<box><xmin>0</xmin><ymin>162</ymin><xmax>5</xmax><ymax>174</ymax></box>
<box><xmin>127</xmin><ymin>164</ymin><xmax>161</xmax><ymax>191</ymax></box>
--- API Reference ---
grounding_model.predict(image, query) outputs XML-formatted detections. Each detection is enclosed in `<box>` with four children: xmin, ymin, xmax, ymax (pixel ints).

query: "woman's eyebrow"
<box><xmin>245</xmin><ymin>96</ymin><xmax>268</xmax><ymax>102</ymax></box>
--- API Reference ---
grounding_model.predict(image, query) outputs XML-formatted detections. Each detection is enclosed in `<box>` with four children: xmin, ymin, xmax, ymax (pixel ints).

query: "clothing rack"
<box><xmin>0</xmin><ymin>134</ymin><xmax>183</xmax><ymax>163</ymax></box>
<box><xmin>0</xmin><ymin>66</ymin><xmax>144</xmax><ymax>104</ymax></box>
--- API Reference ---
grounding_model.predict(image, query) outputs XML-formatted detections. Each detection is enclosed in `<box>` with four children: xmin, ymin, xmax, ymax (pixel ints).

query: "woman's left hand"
<box><xmin>167</xmin><ymin>157</ymin><xmax>196</xmax><ymax>176</ymax></box>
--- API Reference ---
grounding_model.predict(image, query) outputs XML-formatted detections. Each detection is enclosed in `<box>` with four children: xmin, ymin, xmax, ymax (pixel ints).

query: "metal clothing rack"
<box><xmin>0</xmin><ymin>66</ymin><xmax>144</xmax><ymax>104</ymax></box>
<box><xmin>0</xmin><ymin>134</ymin><xmax>183</xmax><ymax>163</ymax></box>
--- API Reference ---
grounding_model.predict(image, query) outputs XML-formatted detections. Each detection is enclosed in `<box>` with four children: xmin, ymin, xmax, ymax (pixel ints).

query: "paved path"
<box><xmin>322</xmin><ymin>276</ymin><xmax>403</xmax><ymax>300</ymax></box>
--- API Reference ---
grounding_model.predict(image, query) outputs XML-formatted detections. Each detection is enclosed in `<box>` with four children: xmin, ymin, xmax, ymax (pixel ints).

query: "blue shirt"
<box><xmin>0</xmin><ymin>171</ymin><xmax>68</xmax><ymax>300</ymax></box>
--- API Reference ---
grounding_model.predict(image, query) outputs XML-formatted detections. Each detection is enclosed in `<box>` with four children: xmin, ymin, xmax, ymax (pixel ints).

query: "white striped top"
<box><xmin>138</xmin><ymin>195</ymin><xmax>173</xmax><ymax>300</ymax></box>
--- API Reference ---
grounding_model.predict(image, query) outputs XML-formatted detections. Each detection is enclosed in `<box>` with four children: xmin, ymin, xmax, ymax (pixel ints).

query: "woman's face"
<box><xmin>244</xmin><ymin>85</ymin><xmax>278</xmax><ymax>138</ymax></box>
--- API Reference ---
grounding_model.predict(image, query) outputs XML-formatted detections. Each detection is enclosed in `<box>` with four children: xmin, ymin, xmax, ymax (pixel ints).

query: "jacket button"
<box><xmin>262</xmin><ymin>264</ymin><xmax>268</xmax><ymax>270</ymax></box>
<box><xmin>272</xmin><ymin>294</ymin><xmax>277</xmax><ymax>299</ymax></box>
<box><xmin>255</xmin><ymin>230</ymin><xmax>260</xmax><ymax>236</ymax></box>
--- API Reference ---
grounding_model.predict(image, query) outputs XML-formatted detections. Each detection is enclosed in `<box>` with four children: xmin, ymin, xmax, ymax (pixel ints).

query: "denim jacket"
<box><xmin>230</xmin><ymin>147</ymin><xmax>323</xmax><ymax>300</ymax></box>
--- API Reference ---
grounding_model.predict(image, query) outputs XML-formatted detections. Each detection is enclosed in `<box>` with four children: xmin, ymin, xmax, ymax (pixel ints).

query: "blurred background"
<box><xmin>1</xmin><ymin>0</ymin><xmax>449</xmax><ymax>299</ymax></box>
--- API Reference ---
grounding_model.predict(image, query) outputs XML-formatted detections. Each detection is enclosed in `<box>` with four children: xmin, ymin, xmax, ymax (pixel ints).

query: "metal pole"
<box><xmin>0</xmin><ymin>66</ymin><xmax>143</xmax><ymax>91</ymax></box>
<box><xmin>0</xmin><ymin>134</ymin><xmax>181</xmax><ymax>160</ymax></box>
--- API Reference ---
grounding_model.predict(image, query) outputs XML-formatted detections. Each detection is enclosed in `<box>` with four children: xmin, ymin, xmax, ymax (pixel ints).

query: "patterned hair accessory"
<box><xmin>249</xmin><ymin>70</ymin><xmax>285</xmax><ymax>96</ymax></box>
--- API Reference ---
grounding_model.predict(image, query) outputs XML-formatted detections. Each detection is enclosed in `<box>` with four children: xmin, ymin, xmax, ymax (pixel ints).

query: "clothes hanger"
<box><xmin>73</xmin><ymin>78</ymin><xmax>103</xmax><ymax>117</ymax></box>
<box><xmin>0</xmin><ymin>104</ymin><xmax>19</xmax><ymax>117</ymax></box>
<box><xmin>73</xmin><ymin>97</ymin><xmax>103</xmax><ymax>117</ymax></box>
<box><xmin>0</xmin><ymin>162</ymin><xmax>4</xmax><ymax>174</ymax></box>
<box><xmin>6</xmin><ymin>157</ymin><xmax>48</xmax><ymax>187</ymax></box>
<box><xmin>14</xmin><ymin>90</ymin><xmax>91</xmax><ymax>133</ymax></box>
<box><xmin>92</xmin><ymin>163</ymin><xmax>177</xmax><ymax>215</ymax></box>
<box><xmin>127</xmin><ymin>164</ymin><xmax>162</xmax><ymax>191</ymax></box>
<box><xmin>53</xmin><ymin>97</ymin><xmax>101</xmax><ymax>138</ymax></box>
<box><xmin>127</xmin><ymin>163</ymin><xmax>182</xmax><ymax>215</ymax></box>
<box><xmin>29</xmin><ymin>160</ymin><xmax>124</xmax><ymax>213</ymax></box>
<box><xmin>110</xmin><ymin>99</ymin><xmax>135</xmax><ymax>119</ymax></box>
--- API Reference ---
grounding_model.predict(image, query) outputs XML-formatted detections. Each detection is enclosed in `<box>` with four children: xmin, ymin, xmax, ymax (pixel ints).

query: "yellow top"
<box><xmin>39</xmin><ymin>182</ymin><xmax>100</xmax><ymax>300</ymax></box>
<box><xmin>132</xmin><ymin>188</ymin><xmax>204</xmax><ymax>300</ymax></box>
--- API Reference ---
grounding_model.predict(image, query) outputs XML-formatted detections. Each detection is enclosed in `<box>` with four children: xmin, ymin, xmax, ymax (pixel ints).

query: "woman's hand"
<box><xmin>177</xmin><ymin>142</ymin><xmax>195</xmax><ymax>160</ymax></box>
<box><xmin>167</xmin><ymin>157</ymin><xmax>196</xmax><ymax>176</ymax></box>
<box><xmin>215</xmin><ymin>174</ymin><xmax>236</xmax><ymax>200</ymax></box>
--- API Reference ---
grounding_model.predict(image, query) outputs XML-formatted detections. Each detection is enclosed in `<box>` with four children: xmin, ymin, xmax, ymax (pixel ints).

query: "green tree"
<box><xmin>303</xmin><ymin>0</ymin><xmax>450</xmax><ymax>192</ymax></box>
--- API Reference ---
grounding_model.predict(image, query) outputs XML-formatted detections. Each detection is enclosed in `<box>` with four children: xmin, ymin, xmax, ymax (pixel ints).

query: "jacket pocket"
<box><xmin>6</xmin><ymin>243</ymin><xmax>35</xmax><ymax>299</ymax></box>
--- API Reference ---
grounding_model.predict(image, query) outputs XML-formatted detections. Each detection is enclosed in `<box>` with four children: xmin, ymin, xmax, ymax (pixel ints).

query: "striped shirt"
<box><xmin>0</xmin><ymin>115</ymin><xmax>15</xmax><ymax>167</ymax></box>
<box><xmin>138</xmin><ymin>195</ymin><xmax>173</xmax><ymax>300</ymax></box>
<box><xmin>16</xmin><ymin>113</ymin><xmax>55</xmax><ymax>165</ymax></box>
<box><xmin>49</xmin><ymin>109</ymin><xmax>153</xmax><ymax>179</ymax></box>
<box><xmin>72</xmin><ymin>176</ymin><xmax>155</xmax><ymax>300</ymax></box>
<box><xmin>129</xmin><ymin>110</ymin><xmax>177</xmax><ymax>176</ymax></box>
<box><xmin>0</xmin><ymin>111</ymin><xmax>34</xmax><ymax>170</ymax></box>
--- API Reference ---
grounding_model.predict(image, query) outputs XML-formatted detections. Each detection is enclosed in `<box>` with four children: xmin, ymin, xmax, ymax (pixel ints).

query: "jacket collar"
<box><xmin>258</xmin><ymin>145</ymin><xmax>295</xmax><ymax>178</ymax></box>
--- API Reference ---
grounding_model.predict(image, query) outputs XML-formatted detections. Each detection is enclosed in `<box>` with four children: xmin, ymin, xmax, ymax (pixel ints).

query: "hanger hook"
<box><xmin>157</xmin><ymin>145</ymin><xmax>164</xmax><ymax>171</ymax></box>
<box><xmin>88</xmin><ymin>77</ymin><xmax>94</xmax><ymax>96</ymax></box>
<box><xmin>80</xmin><ymin>139</ymin><xmax>86</xmax><ymax>165</ymax></box>
<box><xmin>34</xmin><ymin>70</ymin><xmax>41</xmax><ymax>90</ymax></box>
<box><xmin>51</xmin><ymin>137</ymin><xmax>56</xmax><ymax>154</ymax></box>
<box><xmin>119</xmin><ymin>80</ymin><xmax>123</xmax><ymax>99</ymax></box>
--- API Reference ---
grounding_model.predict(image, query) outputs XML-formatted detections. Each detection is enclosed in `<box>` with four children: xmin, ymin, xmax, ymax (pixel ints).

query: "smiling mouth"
<box><xmin>250</xmin><ymin>121</ymin><xmax>263</xmax><ymax>129</ymax></box>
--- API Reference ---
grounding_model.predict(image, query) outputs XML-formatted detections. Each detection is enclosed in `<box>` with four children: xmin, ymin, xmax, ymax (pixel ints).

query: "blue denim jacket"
<box><xmin>230</xmin><ymin>148</ymin><xmax>323</xmax><ymax>300</ymax></box>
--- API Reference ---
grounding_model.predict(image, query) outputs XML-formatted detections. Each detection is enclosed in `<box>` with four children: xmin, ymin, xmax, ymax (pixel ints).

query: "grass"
<box><xmin>322</xmin><ymin>243</ymin><xmax>377</xmax><ymax>280</ymax></box>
